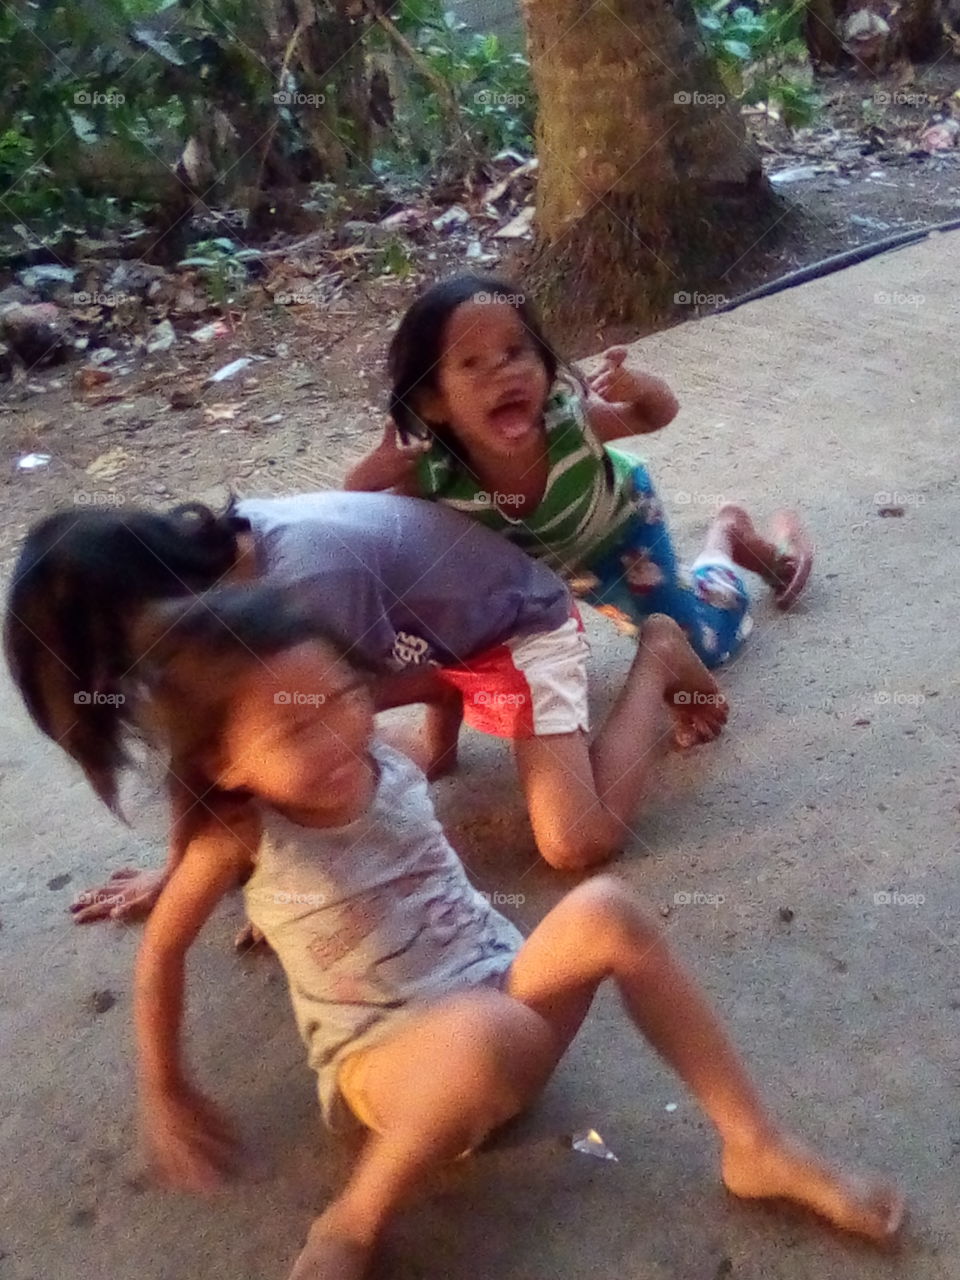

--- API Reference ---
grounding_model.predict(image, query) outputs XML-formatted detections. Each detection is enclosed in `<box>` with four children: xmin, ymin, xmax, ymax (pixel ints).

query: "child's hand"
<box><xmin>142</xmin><ymin>1085</ymin><xmax>240</xmax><ymax>1194</ymax></box>
<box><xmin>343</xmin><ymin>418</ymin><xmax>421</xmax><ymax>492</ymax></box>
<box><xmin>588</xmin><ymin>347</ymin><xmax>645</xmax><ymax>404</ymax></box>
<box><xmin>71</xmin><ymin>867</ymin><xmax>167</xmax><ymax>924</ymax></box>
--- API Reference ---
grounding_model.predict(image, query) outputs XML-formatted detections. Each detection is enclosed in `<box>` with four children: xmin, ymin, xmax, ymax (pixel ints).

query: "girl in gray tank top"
<box><xmin>125</xmin><ymin>585</ymin><xmax>901</xmax><ymax>1280</ymax></box>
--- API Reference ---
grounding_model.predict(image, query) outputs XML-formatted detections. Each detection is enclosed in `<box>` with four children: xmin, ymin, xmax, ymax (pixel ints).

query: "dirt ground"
<box><xmin>1</xmin><ymin>230</ymin><xmax>958</xmax><ymax>1279</ymax></box>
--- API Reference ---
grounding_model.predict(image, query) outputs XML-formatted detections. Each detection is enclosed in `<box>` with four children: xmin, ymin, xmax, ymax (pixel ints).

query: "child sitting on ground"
<box><xmin>125</xmin><ymin>584</ymin><xmax>899</xmax><ymax>1280</ymax></box>
<box><xmin>346</xmin><ymin>273</ymin><xmax>813</xmax><ymax>666</ymax></box>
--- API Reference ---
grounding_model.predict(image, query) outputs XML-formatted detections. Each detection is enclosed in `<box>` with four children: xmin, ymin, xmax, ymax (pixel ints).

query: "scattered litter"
<box><xmin>88</xmin><ymin>346</ymin><xmax>118</xmax><ymax>367</ymax></box>
<box><xmin>207</xmin><ymin>357</ymin><xmax>253</xmax><ymax>384</ymax></box>
<box><xmin>432</xmin><ymin>205</ymin><xmax>471</xmax><ymax>231</ymax></box>
<box><xmin>918</xmin><ymin>118</ymin><xmax>960</xmax><ymax>153</ymax></box>
<box><xmin>75</xmin><ymin>367</ymin><xmax>113</xmax><ymax>390</ymax></box>
<box><xmin>17</xmin><ymin>264</ymin><xmax>77</xmax><ymax>293</ymax></box>
<box><xmin>169</xmin><ymin>387</ymin><xmax>200</xmax><ymax>411</ymax></box>
<box><xmin>778</xmin><ymin>906</ymin><xmax>795</xmax><ymax>923</ymax></box>
<box><xmin>878</xmin><ymin>505</ymin><xmax>905</xmax><ymax>517</ymax></box>
<box><xmin>204</xmin><ymin>403</ymin><xmax>241</xmax><ymax>422</ymax></box>
<box><xmin>86</xmin><ymin>446</ymin><xmax>130</xmax><ymax>481</ymax></box>
<box><xmin>571</xmin><ymin>1128</ymin><xmax>618</xmax><ymax>1161</ymax></box>
<box><xmin>769</xmin><ymin>165</ymin><xmax>823</xmax><ymax>185</ymax></box>
<box><xmin>190</xmin><ymin>319</ymin><xmax>230</xmax><ymax>344</ymax></box>
<box><xmin>378</xmin><ymin>208</ymin><xmax>425</xmax><ymax>232</ymax></box>
<box><xmin>263</xmin><ymin>412</ymin><xmax>284</xmax><ymax>425</ymax></box>
<box><xmin>16</xmin><ymin>453</ymin><xmax>51</xmax><ymax>471</ymax></box>
<box><xmin>494</xmin><ymin>207</ymin><xmax>535</xmax><ymax>239</ymax></box>
<box><xmin>146</xmin><ymin>319</ymin><xmax>176</xmax><ymax>352</ymax></box>
<box><xmin>88</xmin><ymin>989</ymin><xmax>117</xmax><ymax>1015</ymax></box>
<box><xmin>664</xmin><ymin>1103</ymin><xmax>679</xmax><ymax>1113</ymax></box>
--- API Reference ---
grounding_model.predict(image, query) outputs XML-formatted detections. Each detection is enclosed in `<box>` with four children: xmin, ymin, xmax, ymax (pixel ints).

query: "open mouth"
<box><xmin>488</xmin><ymin>393</ymin><xmax>534</xmax><ymax>439</ymax></box>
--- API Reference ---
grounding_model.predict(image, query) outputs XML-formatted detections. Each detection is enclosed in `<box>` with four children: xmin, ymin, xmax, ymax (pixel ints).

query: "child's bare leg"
<box><xmin>704</xmin><ymin>504</ymin><xmax>813</xmax><ymax>609</ymax></box>
<box><xmin>506</xmin><ymin>877</ymin><xmax>903</xmax><ymax>1241</ymax></box>
<box><xmin>371</xmin><ymin>670</ymin><xmax>463</xmax><ymax>780</ymax></box>
<box><xmin>288</xmin><ymin>991</ymin><xmax>558</xmax><ymax>1280</ymax></box>
<box><xmin>514</xmin><ymin>615</ymin><xmax>728</xmax><ymax>870</ymax></box>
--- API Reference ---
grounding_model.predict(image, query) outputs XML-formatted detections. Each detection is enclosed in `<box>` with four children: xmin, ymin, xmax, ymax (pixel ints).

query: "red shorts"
<box><xmin>436</xmin><ymin>615</ymin><xmax>590</xmax><ymax>739</ymax></box>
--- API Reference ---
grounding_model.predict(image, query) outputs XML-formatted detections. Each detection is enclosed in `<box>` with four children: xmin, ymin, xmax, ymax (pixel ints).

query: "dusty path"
<box><xmin>0</xmin><ymin>233</ymin><xmax>957</xmax><ymax>1279</ymax></box>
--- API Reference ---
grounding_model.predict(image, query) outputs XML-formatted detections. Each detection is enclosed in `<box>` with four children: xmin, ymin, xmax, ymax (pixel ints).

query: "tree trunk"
<box><xmin>520</xmin><ymin>0</ymin><xmax>781</xmax><ymax>333</ymax></box>
<box><xmin>805</xmin><ymin>0</ymin><xmax>947</xmax><ymax>71</ymax></box>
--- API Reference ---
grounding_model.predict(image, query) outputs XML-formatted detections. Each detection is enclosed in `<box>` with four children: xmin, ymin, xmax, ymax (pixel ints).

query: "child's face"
<box><xmin>216</xmin><ymin>642</ymin><xmax>375</xmax><ymax>823</ymax></box>
<box><xmin>419</xmin><ymin>299</ymin><xmax>550</xmax><ymax>459</ymax></box>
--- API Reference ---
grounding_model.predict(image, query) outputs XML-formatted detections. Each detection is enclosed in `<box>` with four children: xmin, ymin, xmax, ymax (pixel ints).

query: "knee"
<box><xmin>538</xmin><ymin>830</ymin><xmax>622</xmax><ymax>873</ymax></box>
<box><xmin>560</xmin><ymin>875</ymin><xmax>662</xmax><ymax>956</ymax></box>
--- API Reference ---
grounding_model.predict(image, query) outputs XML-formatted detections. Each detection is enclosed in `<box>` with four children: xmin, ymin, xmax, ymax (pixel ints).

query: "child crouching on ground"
<box><xmin>124</xmin><ymin>585</ymin><xmax>899</xmax><ymax>1279</ymax></box>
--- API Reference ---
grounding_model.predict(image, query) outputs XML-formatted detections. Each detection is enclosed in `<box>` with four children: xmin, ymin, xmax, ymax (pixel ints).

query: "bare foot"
<box><xmin>71</xmin><ymin>867</ymin><xmax>167</xmax><ymax>924</ymax></box>
<box><xmin>639</xmin><ymin>614</ymin><xmax>729</xmax><ymax>749</ymax></box>
<box><xmin>722</xmin><ymin>1132</ymin><xmax>904</xmax><ymax>1244</ymax></box>
<box><xmin>288</xmin><ymin>1218</ymin><xmax>371</xmax><ymax>1280</ymax></box>
<box><xmin>711</xmin><ymin>504</ymin><xmax>813</xmax><ymax>610</ymax></box>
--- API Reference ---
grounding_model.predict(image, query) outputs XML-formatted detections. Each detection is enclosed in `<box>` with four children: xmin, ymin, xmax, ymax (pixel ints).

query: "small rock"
<box><xmin>48</xmin><ymin>873</ymin><xmax>72</xmax><ymax>890</ymax></box>
<box><xmin>853</xmin><ymin>717</ymin><xmax>871</xmax><ymax>726</ymax></box>
<box><xmin>69</xmin><ymin>1208</ymin><xmax>97</xmax><ymax>1228</ymax></box>
<box><xmin>877</xmin><ymin>505</ymin><xmax>905</xmax><ymax>517</ymax></box>
<box><xmin>659</xmin><ymin>904</ymin><xmax>671</xmax><ymax>918</ymax></box>
<box><xmin>146</xmin><ymin>319</ymin><xmax>176</xmax><ymax>353</ymax></box>
<box><xmin>88</xmin><ymin>989</ymin><xmax>117</xmax><ymax>1015</ymax></box>
<box><xmin>0</xmin><ymin>301</ymin><xmax>68</xmax><ymax>366</ymax></box>
<box><xmin>88</xmin><ymin>346</ymin><xmax>118</xmax><ymax>367</ymax></box>
<box><xmin>778</xmin><ymin>906</ymin><xmax>795</xmax><ymax>923</ymax></box>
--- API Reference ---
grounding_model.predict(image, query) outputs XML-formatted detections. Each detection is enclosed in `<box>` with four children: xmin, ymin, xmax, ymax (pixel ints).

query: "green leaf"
<box><xmin>721</xmin><ymin>38</ymin><xmax>752</xmax><ymax>58</ymax></box>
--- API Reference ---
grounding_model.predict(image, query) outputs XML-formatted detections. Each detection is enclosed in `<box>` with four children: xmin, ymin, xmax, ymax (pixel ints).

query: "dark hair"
<box><xmin>3</xmin><ymin>502</ymin><xmax>245</xmax><ymax>810</ymax></box>
<box><xmin>387</xmin><ymin>273</ymin><xmax>560</xmax><ymax>446</ymax></box>
<box><xmin>132</xmin><ymin>584</ymin><xmax>359</xmax><ymax>807</ymax></box>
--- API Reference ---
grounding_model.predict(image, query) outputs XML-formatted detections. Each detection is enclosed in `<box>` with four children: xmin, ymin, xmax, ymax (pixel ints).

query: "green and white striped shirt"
<box><xmin>415</xmin><ymin>380</ymin><xmax>640</xmax><ymax>575</ymax></box>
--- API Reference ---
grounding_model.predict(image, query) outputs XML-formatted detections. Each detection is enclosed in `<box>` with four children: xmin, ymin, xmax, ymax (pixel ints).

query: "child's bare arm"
<box><xmin>135</xmin><ymin>801</ymin><xmax>259</xmax><ymax>1192</ymax></box>
<box><xmin>343</xmin><ymin>418</ymin><xmax>421</xmax><ymax>494</ymax></box>
<box><xmin>585</xmin><ymin>347</ymin><xmax>679</xmax><ymax>441</ymax></box>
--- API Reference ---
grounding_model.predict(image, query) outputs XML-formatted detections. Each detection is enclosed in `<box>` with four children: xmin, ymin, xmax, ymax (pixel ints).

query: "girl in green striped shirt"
<box><xmin>347</xmin><ymin>273</ymin><xmax>812</xmax><ymax>669</ymax></box>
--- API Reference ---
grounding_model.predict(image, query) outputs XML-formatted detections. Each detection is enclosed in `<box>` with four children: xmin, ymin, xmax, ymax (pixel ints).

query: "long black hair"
<box><xmin>3</xmin><ymin>501</ymin><xmax>246</xmax><ymax>811</ymax></box>
<box><xmin>387</xmin><ymin>273</ymin><xmax>561</xmax><ymax>446</ymax></box>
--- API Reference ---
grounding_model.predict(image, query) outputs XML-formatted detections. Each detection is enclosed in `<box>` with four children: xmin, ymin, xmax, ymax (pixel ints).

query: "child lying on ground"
<box><xmin>125</xmin><ymin>584</ymin><xmax>900</xmax><ymax>1279</ymax></box>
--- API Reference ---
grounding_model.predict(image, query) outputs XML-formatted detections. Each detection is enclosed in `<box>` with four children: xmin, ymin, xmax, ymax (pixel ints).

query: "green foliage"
<box><xmin>372</xmin><ymin>1</ymin><xmax>536</xmax><ymax>174</ymax></box>
<box><xmin>178</xmin><ymin>236</ymin><xmax>260</xmax><ymax>304</ymax></box>
<box><xmin>694</xmin><ymin>0</ymin><xmax>820</xmax><ymax>127</ymax></box>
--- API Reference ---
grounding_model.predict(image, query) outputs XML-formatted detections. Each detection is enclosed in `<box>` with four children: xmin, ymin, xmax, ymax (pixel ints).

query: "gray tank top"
<box><xmin>243</xmin><ymin>741</ymin><xmax>523</xmax><ymax>1123</ymax></box>
<box><xmin>233</xmin><ymin>491</ymin><xmax>570</xmax><ymax>671</ymax></box>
